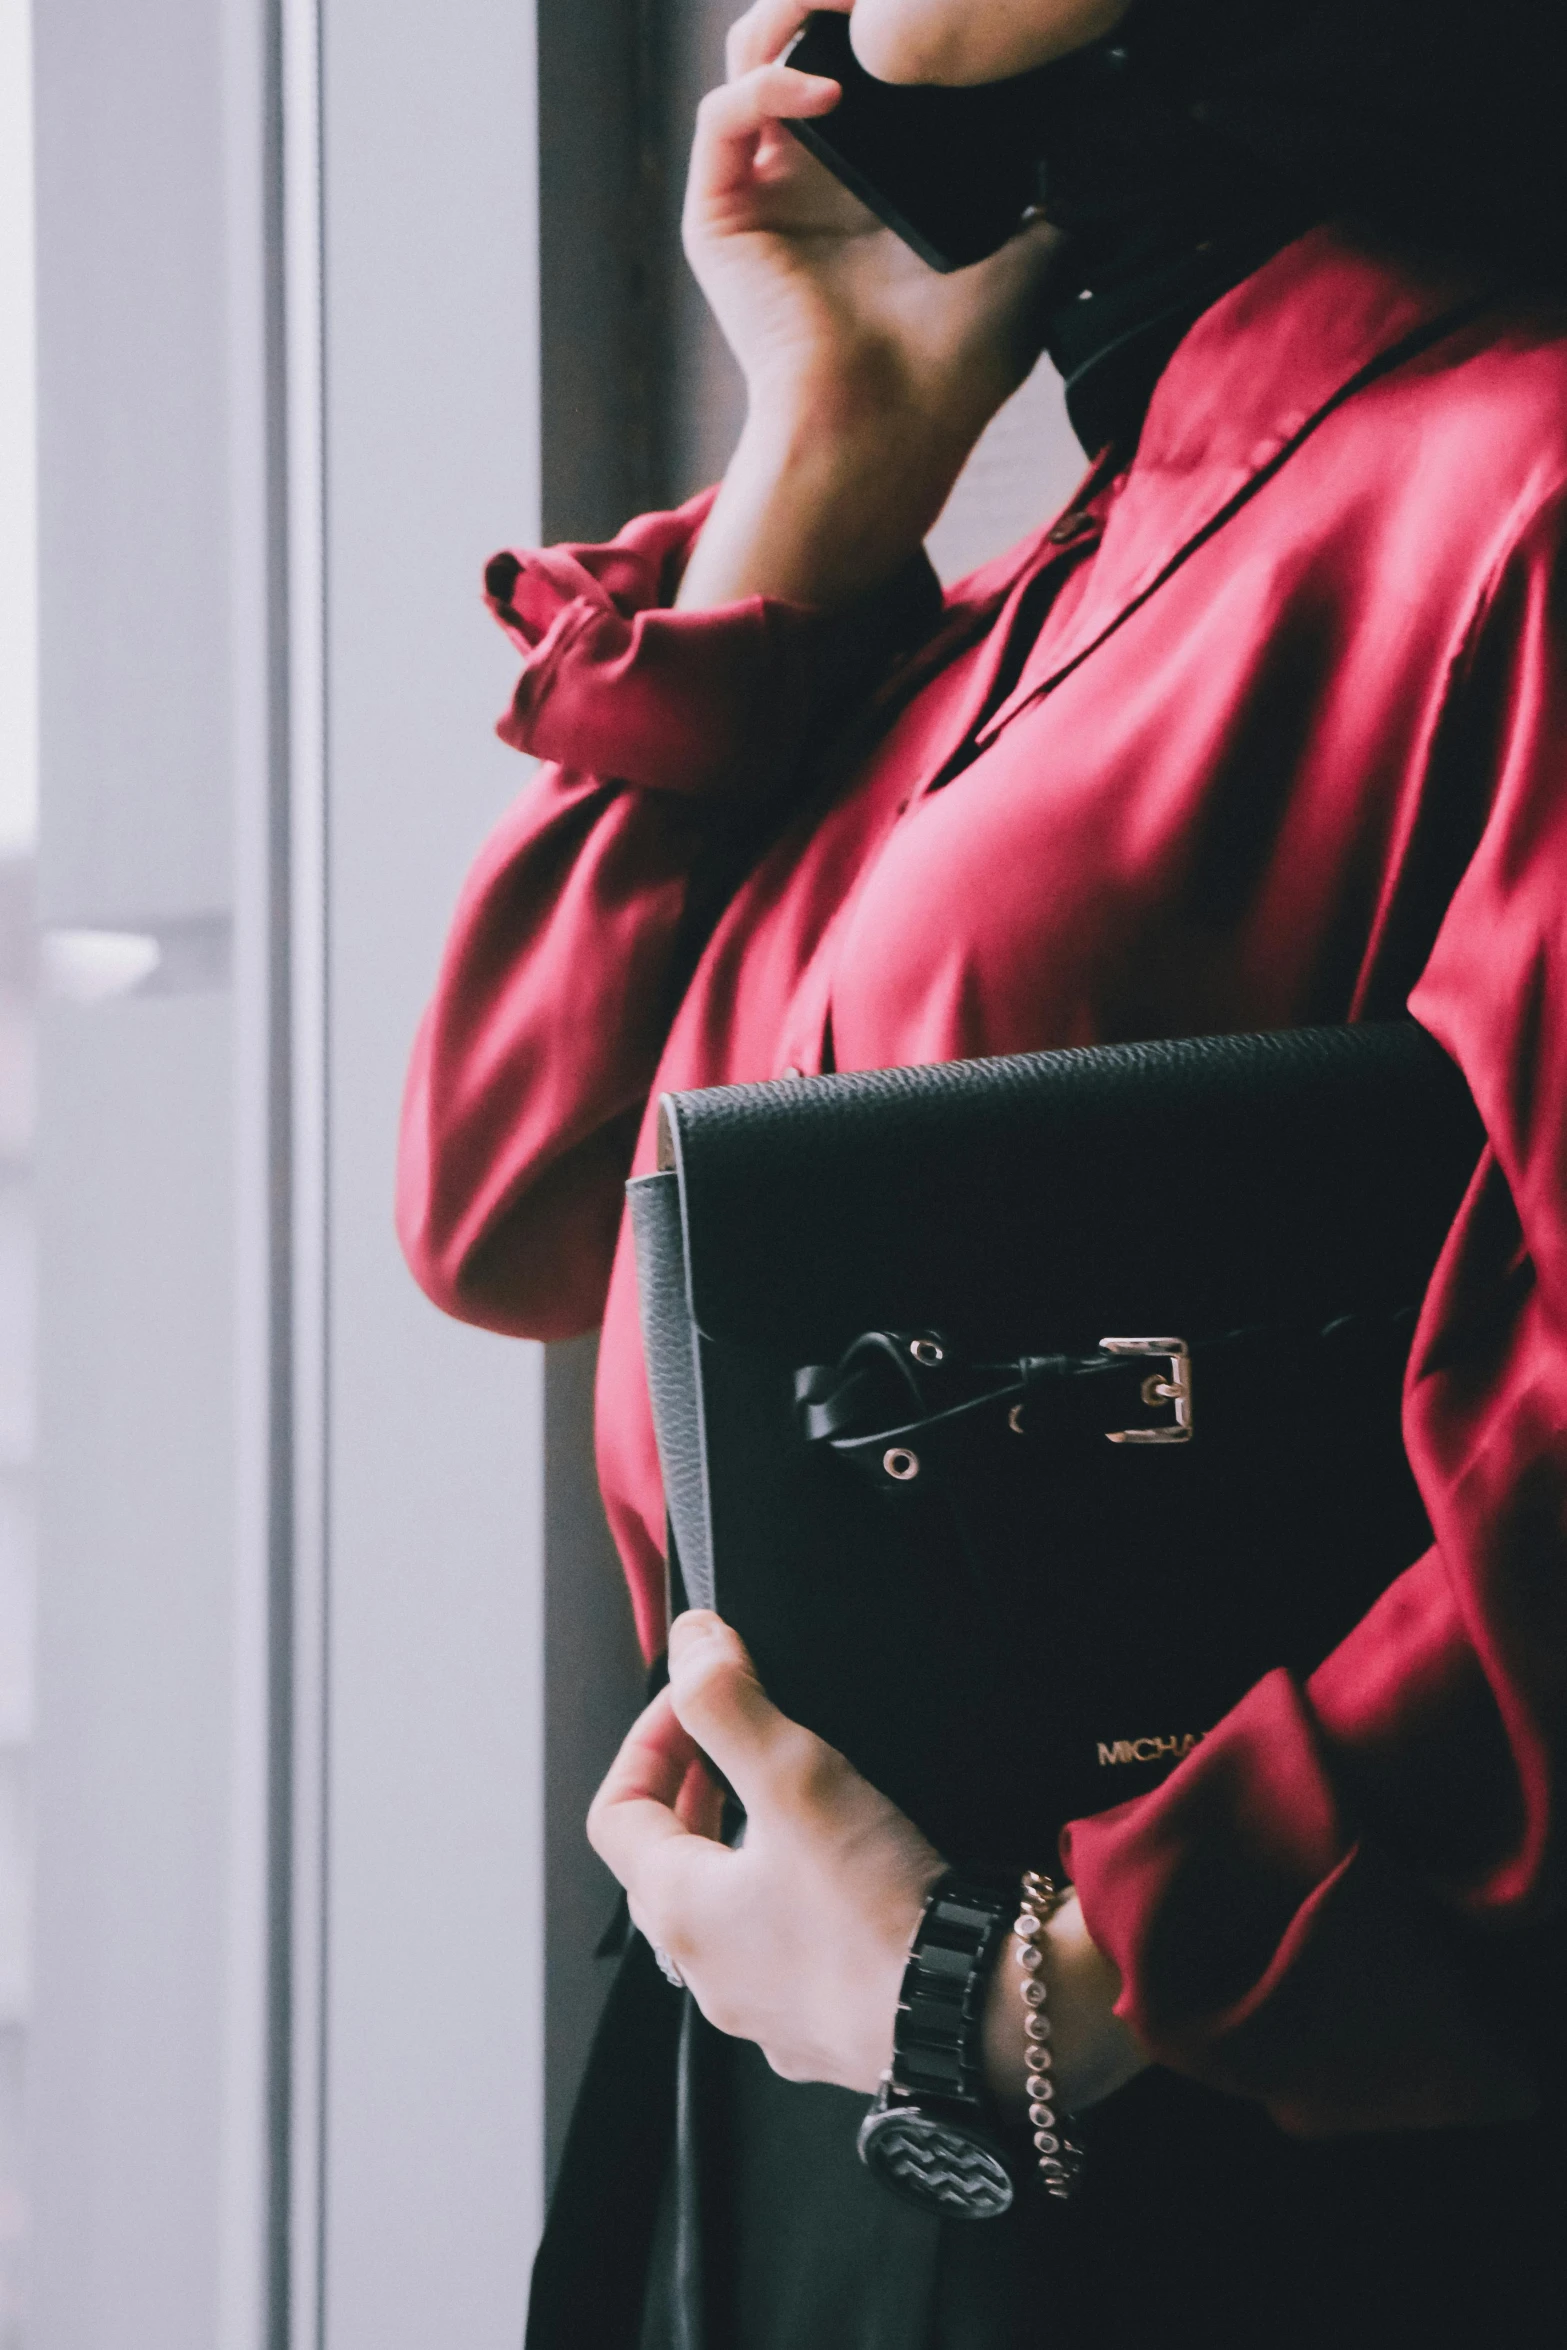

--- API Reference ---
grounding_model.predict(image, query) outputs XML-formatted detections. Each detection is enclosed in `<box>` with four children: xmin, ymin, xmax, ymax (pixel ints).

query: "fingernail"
<box><xmin>669</xmin><ymin>1610</ymin><xmax>722</xmax><ymax>1659</ymax></box>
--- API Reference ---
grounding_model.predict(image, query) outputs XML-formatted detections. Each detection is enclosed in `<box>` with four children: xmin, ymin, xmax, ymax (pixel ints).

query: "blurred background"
<box><xmin>0</xmin><ymin>3</ymin><xmax>1081</xmax><ymax>2345</ymax></box>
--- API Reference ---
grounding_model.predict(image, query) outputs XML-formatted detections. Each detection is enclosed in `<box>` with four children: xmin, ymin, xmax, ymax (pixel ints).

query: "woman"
<box><xmin>398</xmin><ymin>2</ymin><xmax>1567</xmax><ymax>2342</ymax></box>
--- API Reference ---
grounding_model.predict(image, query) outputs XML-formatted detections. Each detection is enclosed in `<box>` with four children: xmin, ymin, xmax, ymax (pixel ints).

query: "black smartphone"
<box><xmin>783</xmin><ymin>12</ymin><xmax>1051</xmax><ymax>273</ymax></box>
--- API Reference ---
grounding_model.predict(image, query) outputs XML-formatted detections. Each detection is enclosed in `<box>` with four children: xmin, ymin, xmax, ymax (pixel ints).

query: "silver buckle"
<box><xmin>1100</xmin><ymin>1338</ymin><xmax>1193</xmax><ymax>1445</ymax></box>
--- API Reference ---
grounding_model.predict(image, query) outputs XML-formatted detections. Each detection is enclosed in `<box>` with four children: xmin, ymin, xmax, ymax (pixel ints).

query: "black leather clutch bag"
<box><xmin>626</xmin><ymin>1026</ymin><xmax>1483</xmax><ymax>1872</ymax></box>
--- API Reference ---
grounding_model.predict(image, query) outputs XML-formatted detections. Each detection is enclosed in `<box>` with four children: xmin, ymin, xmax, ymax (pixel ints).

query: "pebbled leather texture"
<box><xmin>658</xmin><ymin>1023</ymin><xmax>1483</xmax><ymax>1360</ymax></box>
<box><xmin>627</xmin><ymin>1173</ymin><xmax>716</xmax><ymax>1611</ymax></box>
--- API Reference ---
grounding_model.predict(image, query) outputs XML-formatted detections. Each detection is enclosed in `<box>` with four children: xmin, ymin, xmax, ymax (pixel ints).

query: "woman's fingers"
<box><xmin>686</xmin><ymin>60</ymin><xmax>844</xmax><ymax>230</ymax></box>
<box><xmin>587</xmin><ymin>1687</ymin><xmax>736</xmax><ymax>1964</ymax></box>
<box><xmin>666</xmin><ymin>1612</ymin><xmax>829</xmax><ymax>1813</ymax></box>
<box><xmin>693</xmin><ymin>58</ymin><xmax>842</xmax><ymax>164</ymax></box>
<box><xmin>586</xmin><ymin>1686</ymin><xmax>703</xmax><ymax>1885</ymax></box>
<box><xmin>726</xmin><ymin>0</ymin><xmax>850</xmax><ymax>81</ymax></box>
<box><xmin>676</xmin><ymin>1754</ymin><xmax>727</xmax><ymax>1839</ymax></box>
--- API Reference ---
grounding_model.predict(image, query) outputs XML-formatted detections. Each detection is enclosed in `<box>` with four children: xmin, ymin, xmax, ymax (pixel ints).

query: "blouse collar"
<box><xmin>965</xmin><ymin>226</ymin><xmax>1498</xmax><ymax>746</ymax></box>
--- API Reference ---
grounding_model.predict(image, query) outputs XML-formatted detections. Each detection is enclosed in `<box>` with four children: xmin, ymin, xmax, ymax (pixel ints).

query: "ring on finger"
<box><xmin>649</xmin><ymin>1939</ymin><xmax>686</xmax><ymax>1990</ymax></box>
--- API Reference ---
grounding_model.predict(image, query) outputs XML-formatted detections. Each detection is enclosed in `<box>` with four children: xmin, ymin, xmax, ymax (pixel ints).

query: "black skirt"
<box><xmin>529</xmin><ymin>1938</ymin><xmax>1566</xmax><ymax>2350</ymax></box>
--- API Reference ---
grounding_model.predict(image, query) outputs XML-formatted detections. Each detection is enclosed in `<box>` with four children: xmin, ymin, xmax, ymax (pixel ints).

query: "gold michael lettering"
<box><xmin>1097</xmin><ymin>1731</ymin><xmax>1205</xmax><ymax>1766</ymax></box>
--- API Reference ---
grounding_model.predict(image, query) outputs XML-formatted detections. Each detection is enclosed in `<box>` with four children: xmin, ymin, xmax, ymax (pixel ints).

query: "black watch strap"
<box><xmin>858</xmin><ymin>1871</ymin><xmax>1019</xmax><ymax>2219</ymax></box>
<box><xmin>893</xmin><ymin>1872</ymin><xmax>1010</xmax><ymax>2107</ymax></box>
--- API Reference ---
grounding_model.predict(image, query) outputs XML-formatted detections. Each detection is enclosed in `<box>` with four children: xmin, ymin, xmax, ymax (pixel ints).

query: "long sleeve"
<box><xmin>1063</xmin><ymin>492</ymin><xmax>1567</xmax><ymax>2137</ymax></box>
<box><xmin>396</xmin><ymin>494</ymin><xmax>940</xmax><ymax>1338</ymax></box>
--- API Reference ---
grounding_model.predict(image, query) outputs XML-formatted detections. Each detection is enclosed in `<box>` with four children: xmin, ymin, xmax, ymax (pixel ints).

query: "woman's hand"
<box><xmin>675</xmin><ymin>1</ymin><xmax>1063</xmax><ymax>610</ymax></box>
<box><xmin>588</xmin><ymin>1611</ymin><xmax>1150</xmax><ymax>2110</ymax></box>
<box><xmin>589</xmin><ymin>1611</ymin><xmax>943</xmax><ymax>2087</ymax></box>
<box><xmin>685</xmin><ymin>1</ymin><xmax>1058</xmax><ymax>442</ymax></box>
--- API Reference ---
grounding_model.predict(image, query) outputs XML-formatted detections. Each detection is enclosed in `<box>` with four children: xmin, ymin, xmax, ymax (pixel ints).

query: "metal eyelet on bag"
<box><xmin>909</xmin><ymin>1338</ymin><xmax>945</xmax><ymax>1367</ymax></box>
<box><xmin>883</xmin><ymin>1447</ymin><xmax>921</xmax><ymax>1481</ymax></box>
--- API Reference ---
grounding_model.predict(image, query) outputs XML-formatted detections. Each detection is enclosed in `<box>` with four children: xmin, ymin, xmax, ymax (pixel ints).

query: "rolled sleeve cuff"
<box><xmin>483</xmin><ymin>491</ymin><xmax>942</xmax><ymax>800</ymax></box>
<box><xmin>1062</xmin><ymin>1668</ymin><xmax>1539</xmax><ymax>2135</ymax></box>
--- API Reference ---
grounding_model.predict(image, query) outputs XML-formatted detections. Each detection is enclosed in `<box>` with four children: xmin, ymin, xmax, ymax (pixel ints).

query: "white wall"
<box><xmin>927</xmin><ymin>359</ymin><xmax>1087</xmax><ymax>585</ymax></box>
<box><xmin>0</xmin><ymin>0</ymin><xmax>36</xmax><ymax>859</ymax></box>
<box><xmin>30</xmin><ymin>4</ymin><xmax>252</xmax><ymax>2343</ymax></box>
<box><xmin>313</xmin><ymin>4</ymin><xmax>548</xmax><ymax>2342</ymax></box>
<box><xmin>34</xmin><ymin>993</ymin><xmax>236</xmax><ymax>2350</ymax></box>
<box><xmin>0</xmin><ymin>851</ymin><xmax>35</xmax><ymax>2350</ymax></box>
<box><xmin>0</xmin><ymin>14</ymin><xmax>36</xmax><ymax>2350</ymax></box>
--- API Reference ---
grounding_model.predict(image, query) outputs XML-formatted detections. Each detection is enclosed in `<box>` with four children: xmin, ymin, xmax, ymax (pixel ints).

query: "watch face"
<box><xmin>857</xmin><ymin>2102</ymin><xmax>1016</xmax><ymax>2220</ymax></box>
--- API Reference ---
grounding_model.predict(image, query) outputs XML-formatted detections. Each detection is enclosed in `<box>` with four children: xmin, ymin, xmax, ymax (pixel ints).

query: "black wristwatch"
<box><xmin>856</xmin><ymin>1871</ymin><xmax>1019</xmax><ymax>2219</ymax></box>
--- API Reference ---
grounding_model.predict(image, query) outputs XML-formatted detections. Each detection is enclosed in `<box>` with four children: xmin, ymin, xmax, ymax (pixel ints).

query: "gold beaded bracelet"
<box><xmin>1014</xmin><ymin>1871</ymin><xmax>1087</xmax><ymax>2201</ymax></box>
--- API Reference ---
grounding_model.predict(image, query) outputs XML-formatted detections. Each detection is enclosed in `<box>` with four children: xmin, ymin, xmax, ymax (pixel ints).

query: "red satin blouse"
<box><xmin>398</xmin><ymin>228</ymin><xmax>1567</xmax><ymax>2139</ymax></box>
